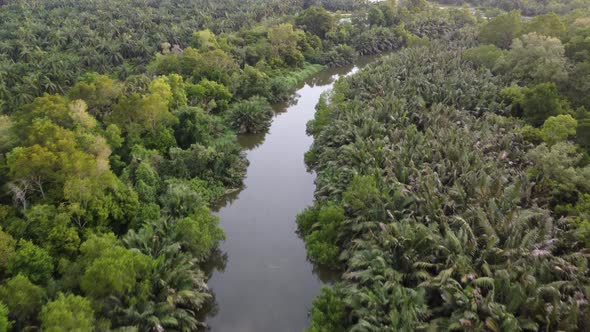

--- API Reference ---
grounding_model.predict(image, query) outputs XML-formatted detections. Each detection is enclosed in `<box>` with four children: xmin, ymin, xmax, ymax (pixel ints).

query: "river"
<box><xmin>204</xmin><ymin>57</ymin><xmax>377</xmax><ymax>332</ymax></box>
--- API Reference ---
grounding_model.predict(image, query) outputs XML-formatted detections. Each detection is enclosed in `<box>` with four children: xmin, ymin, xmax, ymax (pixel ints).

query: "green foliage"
<box><xmin>0</xmin><ymin>0</ymin><xmax>307</xmax><ymax>112</ymax></box>
<box><xmin>192</xmin><ymin>29</ymin><xmax>221</xmax><ymax>51</ymax></box>
<box><xmin>0</xmin><ymin>230</ymin><xmax>15</xmax><ymax>275</ymax></box>
<box><xmin>322</xmin><ymin>44</ymin><xmax>358</xmax><ymax>67</ymax></box>
<box><xmin>521</xmin><ymin>82</ymin><xmax>568</xmax><ymax>126</ymax></box>
<box><xmin>525</xmin><ymin>12</ymin><xmax>566</xmax><ymax>39</ymax></box>
<box><xmin>308</xmin><ymin>287</ymin><xmax>347</xmax><ymax>332</ymax></box>
<box><xmin>0</xmin><ymin>302</ymin><xmax>10</xmax><ymax>332</ymax></box>
<box><xmin>566</xmin><ymin>26</ymin><xmax>590</xmax><ymax>62</ymax></box>
<box><xmin>463</xmin><ymin>44</ymin><xmax>505</xmax><ymax>69</ymax></box>
<box><xmin>173</xmin><ymin>106</ymin><xmax>226</xmax><ymax>149</ymax></box>
<box><xmin>187</xmin><ymin>79</ymin><xmax>232</xmax><ymax>113</ymax></box>
<box><xmin>76</xmin><ymin>233</ymin><xmax>152</xmax><ymax>299</ymax></box>
<box><xmin>301</xmin><ymin>45</ymin><xmax>590</xmax><ymax>331</ymax></box>
<box><xmin>527</xmin><ymin>142</ymin><xmax>590</xmax><ymax>203</ymax></box>
<box><xmin>295</xmin><ymin>6</ymin><xmax>335</xmax><ymax>39</ymax></box>
<box><xmin>8</xmin><ymin>240</ymin><xmax>53</xmax><ymax>285</ymax></box>
<box><xmin>368</xmin><ymin>6</ymin><xmax>386</xmax><ymax>26</ymax></box>
<box><xmin>40</xmin><ymin>293</ymin><xmax>95</xmax><ymax>332</ymax></box>
<box><xmin>343</xmin><ymin>176</ymin><xmax>381</xmax><ymax>213</ymax></box>
<box><xmin>540</xmin><ymin>114</ymin><xmax>578</xmax><ymax>145</ymax></box>
<box><xmin>496</xmin><ymin>33</ymin><xmax>568</xmax><ymax>84</ymax></box>
<box><xmin>67</xmin><ymin>73</ymin><xmax>123</xmax><ymax>119</ymax></box>
<box><xmin>298</xmin><ymin>203</ymin><xmax>345</xmax><ymax>267</ymax></box>
<box><xmin>226</xmin><ymin>96</ymin><xmax>274</xmax><ymax>134</ymax></box>
<box><xmin>0</xmin><ymin>274</ymin><xmax>45</xmax><ymax>326</ymax></box>
<box><xmin>479</xmin><ymin>11</ymin><xmax>523</xmax><ymax>49</ymax></box>
<box><xmin>307</xmin><ymin>93</ymin><xmax>331</xmax><ymax>136</ymax></box>
<box><xmin>174</xmin><ymin>206</ymin><xmax>225</xmax><ymax>260</ymax></box>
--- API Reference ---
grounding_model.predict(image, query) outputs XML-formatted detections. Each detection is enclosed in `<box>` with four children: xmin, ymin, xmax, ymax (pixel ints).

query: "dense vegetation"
<box><xmin>433</xmin><ymin>0</ymin><xmax>590</xmax><ymax>16</ymax></box>
<box><xmin>0</xmin><ymin>0</ymin><xmax>459</xmax><ymax>330</ymax></box>
<box><xmin>300</xmin><ymin>2</ymin><xmax>590</xmax><ymax>331</ymax></box>
<box><xmin>2</xmin><ymin>0</ymin><xmax>590</xmax><ymax>330</ymax></box>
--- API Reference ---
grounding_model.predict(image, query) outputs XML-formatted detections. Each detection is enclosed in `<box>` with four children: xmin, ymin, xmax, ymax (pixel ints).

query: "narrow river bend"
<box><xmin>206</xmin><ymin>58</ymin><xmax>376</xmax><ymax>332</ymax></box>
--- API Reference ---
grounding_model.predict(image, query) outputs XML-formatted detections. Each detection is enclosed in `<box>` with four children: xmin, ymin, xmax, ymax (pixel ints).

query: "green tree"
<box><xmin>174</xmin><ymin>206</ymin><xmax>225</xmax><ymax>261</ymax></box>
<box><xmin>67</xmin><ymin>73</ymin><xmax>123</xmax><ymax>119</ymax></box>
<box><xmin>479</xmin><ymin>10</ymin><xmax>523</xmax><ymax>49</ymax></box>
<box><xmin>191</xmin><ymin>29</ymin><xmax>220</xmax><ymax>51</ymax></box>
<box><xmin>308</xmin><ymin>287</ymin><xmax>347</xmax><ymax>332</ymax></box>
<box><xmin>173</xmin><ymin>106</ymin><xmax>225</xmax><ymax>149</ymax></box>
<box><xmin>76</xmin><ymin>233</ymin><xmax>152</xmax><ymax>300</ymax></box>
<box><xmin>525</xmin><ymin>12</ymin><xmax>566</xmax><ymax>39</ymax></box>
<box><xmin>40</xmin><ymin>293</ymin><xmax>94</xmax><ymax>332</ymax></box>
<box><xmin>268</xmin><ymin>24</ymin><xmax>304</xmax><ymax>67</ymax></box>
<box><xmin>540</xmin><ymin>114</ymin><xmax>578</xmax><ymax>145</ymax></box>
<box><xmin>295</xmin><ymin>6</ymin><xmax>335</xmax><ymax>39</ymax></box>
<box><xmin>497</xmin><ymin>32</ymin><xmax>568</xmax><ymax>84</ymax></box>
<box><xmin>565</xmin><ymin>26</ymin><xmax>590</xmax><ymax>62</ymax></box>
<box><xmin>368</xmin><ymin>7</ymin><xmax>386</xmax><ymax>26</ymax></box>
<box><xmin>463</xmin><ymin>44</ymin><xmax>505</xmax><ymax>69</ymax></box>
<box><xmin>8</xmin><ymin>240</ymin><xmax>53</xmax><ymax>285</ymax></box>
<box><xmin>226</xmin><ymin>96</ymin><xmax>273</xmax><ymax>134</ymax></box>
<box><xmin>0</xmin><ymin>301</ymin><xmax>10</xmax><ymax>332</ymax></box>
<box><xmin>0</xmin><ymin>230</ymin><xmax>15</xmax><ymax>275</ymax></box>
<box><xmin>521</xmin><ymin>82</ymin><xmax>568</xmax><ymax>126</ymax></box>
<box><xmin>0</xmin><ymin>274</ymin><xmax>45</xmax><ymax>328</ymax></box>
<box><xmin>187</xmin><ymin>79</ymin><xmax>232</xmax><ymax>113</ymax></box>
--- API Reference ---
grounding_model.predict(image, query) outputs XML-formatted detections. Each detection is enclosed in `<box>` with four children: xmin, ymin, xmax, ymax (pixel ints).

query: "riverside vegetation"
<box><xmin>298</xmin><ymin>1</ymin><xmax>590</xmax><ymax>331</ymax></box>
<box><xmin>0</xmin><ymin>0</ymin><xmax>590</xmax><ymax>331</ymax></box>
<box><xmin>0</xmin><ymin>0</ymin><xmax>459</xmax><ymax>330</ymax></box>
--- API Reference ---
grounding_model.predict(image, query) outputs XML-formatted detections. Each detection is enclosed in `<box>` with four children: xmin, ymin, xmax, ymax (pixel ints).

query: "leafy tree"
<box><xmin>187</xmin><ymin>79</ymin><xmax>232</xmax><ymax>113</ymax></box>
<box><xmin>8</xmin><ymin>240</ymin><xmax>53</xmax><ymax>285</ymax></box>
<box><xmin>540</xmin><ymin>114</ymin><xmax>578</xmax><ymax>145</ymax></box>
<box><xmin>308</xmin><ymin>287</ymin><xmax>347</xmax><ymax>332</ymax></box>
<box><xmin>520</xmin><ymin>82</ymin><xmax>568</xmax><ymax>126</ymax></box>
<box><xmin>463</xmin><ymin>44</ymin><xmax>505</xmax><ymax>69</ymax></box>
<box><xmin>173</xmin><ymin>106</ymin><xmax>225</xmax><ymax>149</ymax></box>
<box><xmin>368</xmin><ymin>6</ymin><xmax>386</xmax><ymax>26</ymax></box>
<box><xmin>194</xmin><ymin>49</ymin><xmax>239</xmax><ymax>83</ymax></box>
<box><xmin>226</xmin><ymin>96</ymin><xmax>274</xmax><ymax>134</ymax></box>
<box><xmin>159</xmin><ymin>180</ymin><xmax>206</xmax><ymax>218</ymax></box>
<box><xmin>23</xmin><ymin>205</ymin><xmax>80</xmax><ymax>258</ymax></box>
<box><xmin>527</xmin><ymin>141</ymin><xmax>590</xmax><ymax>202</ymax></box>
<box><xmin>571</xmin><ymin>194</ymin><xmax>590</xmax><ymax>246</ymax></box>
<box><xmin>0</xmin><ymin>116</ymin><xmax>16</xmax><ymax>154</ymax></box>
<box><xmin>295</xmin><ymin>6</ymin><xmax>335</xmax><ymax>39</ymax></box>
<box><xmin>0</xmin><ymin>274</ymin><xmax>44</xmax><ymax>328</ymax></box>
<box><xmin>0</xmin><ymin>301</ymin><xmax>10</xmax><ymax>332</ymax></box>
<box><xmin>174</xmin><ymin>206</ymin><xmax>225</xmax><ymax>261</ymax></box>
<box><xmin>321</xmin><ymin>44</ymin><xmax>358</xmax><ymax>67</ymax></box>
<box><xmin>299</xmin><ymin>203</ymin><xmax>345</xmax><ymax>267</ymax></box>
<box><xmin>497</xmin><ymin>32</ymin><xmax>568</xmax><ymax>84</ymax></box>
<box><xmin>234</xmin><ymin>65</ymin><xmax>272</xmax><ymax>100</ymax></box>
<box><xmin>75</xmin><ymin>233</ymin><xmax>152</xmax><ymax>300</ymax></box>
<box><xmin>478</xmin><ymin>10</ymin><xmax>523</xmax><ymax>49</ymax></box>
<box><xmin>0</xmin><ymin>230</ymin><xmax>15</xmax><ymax>275</ymax></box>
<box><xmin>67</xmin><ymin>73</ymin><xmax>122</xmax><ymax>119</ymax></box>
<box><xmin>192</xmin><ymin>29</ymin><xmax>220</xmax><ymax>51</ymax></box>
<box><xmin>40</xmin><ymin>293</ymin><xmax>95</xmax><ymax>332</ymax></box>
<box><xmin>268</xmin><ymin>24</ymin><xmax>305</xmax><ymax>67</ymax></box>
<box><xmin>166</xmin><ymin>74</ymin><xmax>188</xmax><ymax>110</ymax></box>
<box><xmin>525</xmin><ymin>12</ymin><xmax>566</xmax><ymax>39</ymax></box>
<box><xmin>565</xmin><ymin>26</ymin><xmax>590</xmax><ymax>62</ymax></box>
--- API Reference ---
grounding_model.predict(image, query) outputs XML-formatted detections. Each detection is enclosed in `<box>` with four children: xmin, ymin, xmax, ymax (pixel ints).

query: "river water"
<box><xmin>205</xmin><ymin>57</ymin><xmax>376</xmax><ymax>332</ymax></box>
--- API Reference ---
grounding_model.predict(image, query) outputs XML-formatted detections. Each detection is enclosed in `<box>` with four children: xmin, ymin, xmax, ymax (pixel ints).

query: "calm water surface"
<box><xmin>206</xmin><ymin>57</ymin><xmax>377</xmax><ymax>332</ymax></box>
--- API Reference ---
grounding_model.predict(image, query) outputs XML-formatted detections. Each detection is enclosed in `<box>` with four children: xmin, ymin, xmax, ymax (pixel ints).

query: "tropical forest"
<box><xmin>0</xmin><ymin>0</ymin><xmax>589</xmax><ymax>331</ymax></box>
